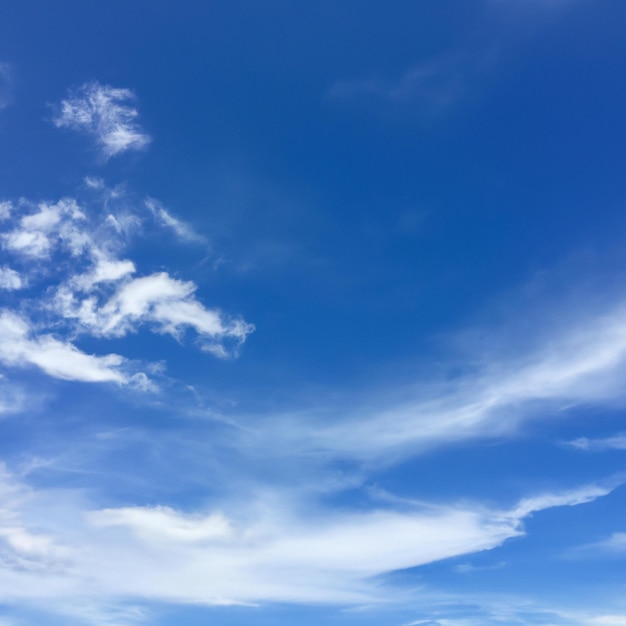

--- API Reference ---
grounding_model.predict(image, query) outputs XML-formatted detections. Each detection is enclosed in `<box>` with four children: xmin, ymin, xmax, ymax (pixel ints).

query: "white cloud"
<box><xmin>0</xmin><ymin>464</ymin><xmax>71</xmax><ymax>575</ymax></box>
<box><xmin>0</xmin><ymin>192</ymin><xmax>253</xmax><ymax>374</ymax></box>
<box><xmin>72</xmin><ymin>256</ymin><xmax>136</xmax><ymax>291</ymax></box>
<box><xmin>53</xmin><ymin>82</ymin><xmax>151</xmax><ymax>159</ymax></box>
<box><xmin>84</xmin><ymin>176</ymin><xmax>105</xmax><ymax>190</ymax></box>
<box><xmin>3</xmin><ymin>228</ymin><xmax>51</xmax><ymax>258</ymax></box>
<box><xmin>2</xmin><ymin>198</ymin><xmax>86</xmax><ymax>259</ymax></box>
<box><xmin>0</xmin><ymin>310</ymin><xmax>129</xmax><ymax>384</ymax></box>
<box><xmin>0</xmin><ymin>526</ymin><xmax>64</xmax><ymax>563</ymax></box>
<box><xmin>88</xmin><ymin>506</ymin><xmax>233</xmax><ymax>543</ymax></box>
<box><xmin>0</xmin><ymin>478</ymin><xmax>608</xmax><ymax>614</ymax></box>
<box><xmin>61</xmin><ymin>272</ymin><xmax>253</xmax><ymax>356</ymax></box>
<box><xmin>0</xmin><ymin>267</ymin><xmax>23</xmax><ymax>290</ymax></box>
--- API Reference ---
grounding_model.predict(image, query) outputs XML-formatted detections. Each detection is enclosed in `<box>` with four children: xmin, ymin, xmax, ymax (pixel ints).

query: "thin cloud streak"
<box><xmin>329</xmin><ymin>49</ymin><xmax>495</xmax><ymax>116</ymax></box>
<box><xmin>566</xmin><ymin>434</ymin><xmax>626</xmax><ymax>452</ymax></box>
<box><xmin>255</xmin><ymin>302</ymin><xmax>626</xmax><ymax>462</ymax></box>
<box><xmin>145</xmin><ymin>198</ymin><xmax>207</xmax><ymax>244</ymax></box>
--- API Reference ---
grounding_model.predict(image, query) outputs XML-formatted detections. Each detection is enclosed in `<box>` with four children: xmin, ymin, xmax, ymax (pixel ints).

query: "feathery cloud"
<box><xmin>145</xmin><ymin>198</ymin><xmax>206</xmax><ymax>244</ymax></box>
<box><xmin>53</xmin><ymin>82</ymin><xmax>151</xmax><ymax>159</ymax></box>
<box><xmin>256</xmin><ymin>303</ymin><xmax>626</xmax><ymax>462</ymax></box>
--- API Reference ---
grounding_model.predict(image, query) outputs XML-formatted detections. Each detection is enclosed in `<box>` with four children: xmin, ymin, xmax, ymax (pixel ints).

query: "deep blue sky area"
<box><xmin>1</xmin><ymin>2</ymin><xmax>626</xmax><ymax>625</ymax></box>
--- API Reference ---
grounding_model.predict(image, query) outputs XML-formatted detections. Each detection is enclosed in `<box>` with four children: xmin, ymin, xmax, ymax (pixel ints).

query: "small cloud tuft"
<box><xmin>53</xmin><ymin>82</ymin><xmax>151</xmax><ymax>159</ymax></box>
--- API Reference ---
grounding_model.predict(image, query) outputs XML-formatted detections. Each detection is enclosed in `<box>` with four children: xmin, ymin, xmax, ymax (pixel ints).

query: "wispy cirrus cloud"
<box><xmin>573</xmin><ymin>532</ymin><xmax>626</xmax><ymax>557</ymax></box>
<box><xmin>592</xmin><ymin>532</ymin><xmax>626</xmax><ymax>553</ymax></box>
<box><xmin>566</xmin><ymin>433</ymin><xmax>626</xmax><ymax>452</ymax></box>
<box><xmin>53</xmin><ymin>82</ymin><xmax>151</xmax><ymax>159</ymax></box>
<box><xmin>0</xmin><ymin>62</ymin><xmax>11</xmax><ymax>110</ymax></box>
<box><xmin>252</xmin><ymin>299</ymin><xmax>626</xmax><ymax>462</ymax></box>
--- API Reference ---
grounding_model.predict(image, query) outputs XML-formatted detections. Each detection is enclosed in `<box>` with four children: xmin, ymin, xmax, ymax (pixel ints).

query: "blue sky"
<box><xmin>1</xmin><ymin>1</ymin><xmax>626</xmax><ymax>624</ymax></box>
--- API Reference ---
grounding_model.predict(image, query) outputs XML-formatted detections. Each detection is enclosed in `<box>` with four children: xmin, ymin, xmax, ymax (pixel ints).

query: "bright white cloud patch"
<box><xmin>0</xmin><ymin>311</ymin><xmax>127</xmax><ymax>383</ymax></box>
<box><xmin>89</xmin><ymin>506</ymin><xmax>233</xmax><ymax>542</ymax></box>
<box><xmin>53</xmin><ymin>82</ymin><xmax>151</xmax><ymax>158</ymax></box>
<box><xmin>57</xmin><ymin>271</ymin><xmax>252</xmax><ymax>355</ymax></box>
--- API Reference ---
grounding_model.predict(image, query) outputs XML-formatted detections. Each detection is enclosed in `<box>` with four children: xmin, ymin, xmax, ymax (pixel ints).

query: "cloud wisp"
<box><xmin>566</xmin><ymin>434</ymin><xmax>626</xmax><ymax>452</ymax></box>
<box><xmin>0</xmin><ymin>62</ymin><xmax>11</xmax><ymax>110</ymax></box>
<box><xmin>329</xmin><ymin>49</ymin><xmax>495</xmax><ymax>117</ymax></box>
<box><xmin>249</xmin><ymin>300</ymin><xmax>626</xmax><ymax>463</ymax></box>
<box><xmin>145</xmin><ymin>198</ymin><xmax>207</xmax><ymax>244</ymax></box>
<box><xmin>53</xmin><ymin>82</ymin><xmax>151</xmax><ymax>159</ymax></box>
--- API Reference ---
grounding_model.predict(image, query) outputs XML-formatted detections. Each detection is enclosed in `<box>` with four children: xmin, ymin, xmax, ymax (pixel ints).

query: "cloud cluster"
<box><xmin>53</xmin><ymin>82</ymin><xmax>151</xmax><ymax>159</ymax></box>
<box><xmin>0</xmin><ymin>193</ymin><xmax>252</xmax><ymax>386</ymax></box>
